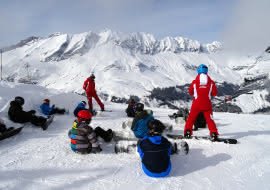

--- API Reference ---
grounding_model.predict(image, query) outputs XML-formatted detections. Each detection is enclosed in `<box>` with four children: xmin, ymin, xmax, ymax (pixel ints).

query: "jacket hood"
<box><xmin>148</xmin><ymin>136</ymin><xmax>162</xmax><ymax>144</ymax></box>
<box><xmin>77</xmin><ymin>103</ymin><xmax>86</xmax><ymax>109</ymax></box>
<box><xmin>195</xmin><ymin>74</ymin><xmax>212</xmax><ymax>84</ymax></box>
<box><xmin>136</xmin><ymin>110</ymin><xmax>149</xmax><ymax>119</ymax></box>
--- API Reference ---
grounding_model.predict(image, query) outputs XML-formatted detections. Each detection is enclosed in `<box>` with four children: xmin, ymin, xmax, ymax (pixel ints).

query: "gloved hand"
<box><xmin>52</xmin><ymin>104</ymin><xmax>55</xmax><ymax>108</ymax></box>
<box><xmin>91</xmin><ymin>146</ymin><xmax>102</xmax><ymax>153</ymax></box>
<box><xmin>29</xmin><ymin>110</ymin><xmax>36</xmax><ymax>114</ymax></box>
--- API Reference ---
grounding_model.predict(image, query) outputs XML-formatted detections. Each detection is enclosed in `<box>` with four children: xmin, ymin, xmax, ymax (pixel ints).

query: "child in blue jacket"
<box><xmin>131</xmin><ymin>103</ymin><xmax>154</xmax><ymax>139</ymax></box>
<box><xmin>40</xmin><ymin>99</ymin><xmax>66</xmax><ymax>116</ymax></box>
<box><xmin>73</xmin><ymin>101</ymin><xmax>88</xmax><ymax>117</ymax></box>
<box><xmin>137</xmin><ymin>119</ymin><xmax>172</xmax><ymax>177</ymax></box>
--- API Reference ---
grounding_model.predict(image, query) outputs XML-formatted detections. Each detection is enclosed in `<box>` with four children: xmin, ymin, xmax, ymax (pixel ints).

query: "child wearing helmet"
<box><xmin>131</xmin><ymin>103</ymin><xmax>154</xmax><ymax>139</ymax></box>
<box><xmin>125</xmin><ymin>98</ymin><xmax>136</xmax><ymax>117</ymax></box>
<box><xmin>70</xmin><ymin>110</ymin><xmax>113</xmax><ymax>154</ymax></box>
<box><xmin>73</xmin><ymin>101</ymin><xmax>88</xmax><ymax>117</ymax></box>
<box><xmin>8</xmin><ymin>96</ymin><xmax>48</xmax><ymax>130</ymax></box>
<box><xmin>40</xmin><ymin>99</ymin><xmax>66</xmax><ymax>116</ymax></box>
<box><xmin>184</xmin><ymin>64</ymin><xmax>219</xmax><ymax>140</ymax></box>
<box><xmin>137</xmin><ymin>119</ymin><xmax>172</xmax><ymax>177</ymax></box>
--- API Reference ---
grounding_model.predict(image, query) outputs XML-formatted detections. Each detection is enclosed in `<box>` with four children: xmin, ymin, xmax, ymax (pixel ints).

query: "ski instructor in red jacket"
<box><xmin>184</xmin><ymin>64</ymin><xmax>219</xmax><ymax>140</ymax></box>
<box><xmin>83</xmin><ymin>74</ymin><xmax>104</xmax><ymax>112</ymax></box>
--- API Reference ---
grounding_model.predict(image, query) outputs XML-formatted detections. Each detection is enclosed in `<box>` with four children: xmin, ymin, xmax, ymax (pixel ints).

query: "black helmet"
<box><xmin>135</xmin><ymin>103</ymin><xmax>144</xmax><ymax>112</ymax></box>
<box><xmin>90</xmin><ymin>73</ymin><xmax>95</xmax><ymax>80</ymax></box>
<box><xmin>128</xmin><ymin>98</ymin><xmax>136</xmax><ymax>104</ymax></box>
<box><xmin>14</xmin><ymin>96</ymin><xmax>24</xmax><ymax>106</ymax></box>
<box><xmin>148</xmin><ymin>119</ymin><xmax>165</xmax><ymax>136</ymax></box>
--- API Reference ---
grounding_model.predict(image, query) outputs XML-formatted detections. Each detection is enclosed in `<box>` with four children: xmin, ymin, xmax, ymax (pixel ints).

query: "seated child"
<box><xmin>40</xmin><ymin>99</ymin><xmax>66</xmax><ymax>116</ymax></box>
<box><xmin>137</xmin><ymin>119</ymin><xmax>172</xmax><ymax>177</ymax></box>
<box><xmin>131</xmin><ymin>103</ymin><xmax>154</xmax><ymax>139</ymax></box>
<box><xmin>125</xmin><ymin>99</ymin><xmax>136</xmax><ymax>117</ymax></box>
<box><xmin>73</xmin><ymin>101</ymin><xmax>88</xmax><ymax>117</ymax></box>
<box><xmin>70</xmin><ymin>110</ymin><xmax>113</xmax><ymax>154</ymax></box>
<box><xmin>8</xmin><ymin>96</ymin><xmax>48</xmax><ymax>130</ymax></box>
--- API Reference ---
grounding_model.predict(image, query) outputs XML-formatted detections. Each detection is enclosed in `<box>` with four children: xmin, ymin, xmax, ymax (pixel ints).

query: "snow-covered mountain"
<box><xmin>1</xmin><ymin>30</ymin><xmax>270</xmax><ymax>113</ymax></box>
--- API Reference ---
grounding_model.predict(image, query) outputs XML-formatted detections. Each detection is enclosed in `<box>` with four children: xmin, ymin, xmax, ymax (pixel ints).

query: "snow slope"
<box><xmin>0</xmin><ymin>82</ymin><xmax>270</xmax><ymax>190</ymax></box>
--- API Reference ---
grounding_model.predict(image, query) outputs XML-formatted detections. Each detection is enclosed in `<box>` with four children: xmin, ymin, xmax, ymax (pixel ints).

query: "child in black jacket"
<box><xmin>137</xmin><ymin>119</ymin><xmax>172</xmax><ymax>177</ymax></box>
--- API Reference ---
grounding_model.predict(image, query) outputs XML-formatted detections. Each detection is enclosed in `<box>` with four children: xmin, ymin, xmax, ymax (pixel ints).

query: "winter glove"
<box><xmin>52</xmin><ymin>104</ymin><xmax>55</xmax><ymax>109</ymax></box>
<box><xmin>91</xmin><ymin>146</ymin><xmax>102</xmax><ymax>153</ymax></box>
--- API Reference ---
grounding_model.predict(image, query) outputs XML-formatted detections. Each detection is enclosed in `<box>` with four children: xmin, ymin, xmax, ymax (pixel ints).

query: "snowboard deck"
<box><xmin>42</xmin><ymin>115</ymin><xmax>54</xmax><ymax>131</ymax></box>
<box><xmin>113</xmin><ymin>134</ymin><xmax>138</xmax><ymax>142</ymax></box>
<box><xmin>0</xmin><ymin>126</ymin><xmax>24</xmax><ymax>141</ymax></box>
<box><xmin>115</xmin><ymin>140</ymin><xmax>138</xmax><ymax>154</ymax></box>
<box><xmin>114</xmin><ymin>139</ymin><xmax>189</xmax><ymax>155</ymax></box>
<box><xmin>166</xmin><ymin>134</ymin><xmax>237</xmax><ymax>144</ymax></box>
<box><xmin>92</xmin><ymin>109</ymin><xmax>112</xmax><ymax>117</ymax></box>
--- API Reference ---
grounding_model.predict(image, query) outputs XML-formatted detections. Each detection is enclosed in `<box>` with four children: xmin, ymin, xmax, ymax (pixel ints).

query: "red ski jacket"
<box><xmin>189</xmin><ymin>74</ymin><xmax>217</xmax><ymax>111</ymax></box>
<box><xmin>83</xmin><ymin>77</ymin><xmax>96</xmax><ymax>96</ymax></box>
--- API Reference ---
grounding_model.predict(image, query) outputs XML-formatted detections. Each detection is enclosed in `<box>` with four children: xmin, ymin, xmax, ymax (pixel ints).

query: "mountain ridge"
<box><xmin>1</xmin><ymin>29</ymin><xmax>270</xmax><ymax>113</ymax></box>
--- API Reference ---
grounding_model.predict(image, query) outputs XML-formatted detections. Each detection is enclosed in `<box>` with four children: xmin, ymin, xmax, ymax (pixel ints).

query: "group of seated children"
<box><xmin>73</xmin><ymin>99</ymin><xmax>174</xmax><ymax>178</ymax></box>
<box><xmin>6</xmin><ymin>96</ymin><xmax>174</xmax><ymax>178</ymax></box>
<box><xmin>130</xmin><ymin>102</ymin><xmax>174</xmax><ymax>177</ymax></box>
<box><xmin>7</xmin><ymin>96</ymin><xmax>67</xmax><ymax>130</ymax></box>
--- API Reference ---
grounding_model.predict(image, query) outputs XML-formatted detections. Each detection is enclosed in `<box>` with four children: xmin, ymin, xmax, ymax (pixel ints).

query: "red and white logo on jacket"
<box><xmin>189</xmin><ymin>74</ymin><xmax>217</xmax><ymax>111</ymax></box>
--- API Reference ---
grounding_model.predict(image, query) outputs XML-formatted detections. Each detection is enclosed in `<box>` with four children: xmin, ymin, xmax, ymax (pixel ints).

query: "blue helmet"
<box><xmin>197</xmin><ymin>64</ymin><xmax>208</xmax><ymax>74</ymax></box>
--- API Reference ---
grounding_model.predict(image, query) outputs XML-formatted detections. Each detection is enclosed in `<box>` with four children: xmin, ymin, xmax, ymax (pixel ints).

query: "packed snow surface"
<box><xmin>0</xmin><ymin>82</ymin><xmax>270</xmax><ymax>190</ymax></box>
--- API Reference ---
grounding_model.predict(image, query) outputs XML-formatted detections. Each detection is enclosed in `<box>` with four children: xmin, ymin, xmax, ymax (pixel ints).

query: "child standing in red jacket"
<box><xmin>184</xmin><ymin>64</ymin><xmax>219</xmax><ymax>140</ymax></box>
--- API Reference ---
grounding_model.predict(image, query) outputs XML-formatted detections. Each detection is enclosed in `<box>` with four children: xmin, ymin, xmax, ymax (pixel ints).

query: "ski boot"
<box><xmin>184</xmin><ymin>130</ymin><xmax>192</xmax><ymax>139</ymax></box>
<box><xmin>171</xmin><ymin>142</ymin><xmax>178</xmax><ymax>155</ymax></box>
<box><xmin>104</xmin><ymin>129</ymin><xmax>113</xmax><ymax>142</ymax></box>
<box><xmin>210</xmin><ymin>132</ymin><xmax>218</xmax><ymax>142</ymax></box>
<box><xmin>178</xmin><ymin>140</ymin><xmax>189</xmax><ymax>155</ymax></box>
<box><xmin>170</xmin><ymin>141</ymin><xmax>189</xmax><ymax>155</ymax></box>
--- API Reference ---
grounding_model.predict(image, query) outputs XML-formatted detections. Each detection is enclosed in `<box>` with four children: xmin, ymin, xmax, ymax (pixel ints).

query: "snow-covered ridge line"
<box><xmin>2</xmin><ymin>29</ymin><xmax>222</xmax><ymax>59</ymax></box>
<box><xmin>2</xmin><ymin>29</ymin><xmax>270</xmax><ymax>114</ymax></box>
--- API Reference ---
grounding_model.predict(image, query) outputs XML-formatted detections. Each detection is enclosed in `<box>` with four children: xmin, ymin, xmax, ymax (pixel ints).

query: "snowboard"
<box><xmin>42</xmin><ymin>115</ymin><xmax>54</xmax><ymax>131</ymax></box>
<box><xmin>112</xmin><ymin>130</ymin><xmax>138</xmax><ymax>141</ymax></box>
<box><xmin>0</xmin><ymin>126</ymin><xmax>24</xmax><ymax>141</ymax></box>
<box><xmin>114</xmin><ymin>139</ymin><xmax>189</xmax><ymax>155</ymax></box>
<box><xmin>103</xmin><ymin>109</ymin><xmax>112</xmax><ymax>112</ymax></box>
<box><xmin>92</xmin><ymin>109</ymin><xmax>112</xmax><ymax>117</ymax></box>
<box><xmin>166</xmin><ymin>134</ymin><xmax>237</xmax><ymax>144</ymax></box>
<box><xmin>115</xmin><ymin>140</ymin><xmax>138</xmax><ymax>154</ymax></box>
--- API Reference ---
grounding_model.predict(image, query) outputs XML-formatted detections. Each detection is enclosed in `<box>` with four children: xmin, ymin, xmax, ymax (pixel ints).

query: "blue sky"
<box><xmin>0</xmin><ymin>0</ymin><xmax>269</xmax><ymax>51</ymax></box>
